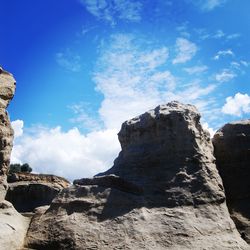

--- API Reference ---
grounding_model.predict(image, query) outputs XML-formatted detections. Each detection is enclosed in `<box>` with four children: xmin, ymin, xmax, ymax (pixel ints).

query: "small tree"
<box><xmin>20</xmin><ymin>163</ymin><xmax>32</xmax><ymax>173</ymax></box>
<box><xmin>9</xmin><ymin>163</ymin><xmax>32</xmax><ymax>174</ymax></box>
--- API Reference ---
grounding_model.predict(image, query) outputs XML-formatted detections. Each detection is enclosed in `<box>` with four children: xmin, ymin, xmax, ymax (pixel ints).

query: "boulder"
<box><xmin>213</xmin><ymin>120</ymin><xmax>250</xmax><ymax>244</ymax></box>
<box><xmin>25</xmin><ymin>102</ymin><xmax>248</xmax><ymax>249</ymax></box>
<box><xmin>6</xmin><ymin>173</ymin><xmax>70</xmax><ymax>212</ymax></box>
<box><xmin>0</xmin><ymin>67</ymin><xmax>16</xmax><ymax>200</ymax></box>
<box><xmin>0</xmin><ymin>200</ymin><xmax>30</xmax><ymax>250</ymax></box>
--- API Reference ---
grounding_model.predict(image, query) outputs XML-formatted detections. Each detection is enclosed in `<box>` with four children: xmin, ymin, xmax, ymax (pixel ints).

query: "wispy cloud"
<box><xmin>172</xmin><ymin>38</ymin><xmax>198</xmax><ymax>64</ymax></box>
<box><xmin>93</xmin><ymin>33</ymin><xmax>217</xmax><ymax>130</ymax></box>
<box><xmin>213</xmin><ymin>49</ymin><xmax>234</xmax><ymax>60</ymax></box>
<box><xmin>196</xmin><ymin>28</ymin><xmax>240</xmax><ymax>41</ymax></box>
<box><xmin>94</xmin><ymin>33</ymin><xmax>173</xmax><ymax>128</ymax></box>
<box><xmin>215</xmin><ymin>69</ymin><xmax>236</xmax><ymax>82</ymax></box>
<box><xmin>56</xmin><ymin>50</ymin><xmax>81</xmax><ymax>72</ymax></box>
<box><xmin>79</xmin><ymin>0</ymin><xmax>142</xmax><ymax>25</ymax></box>
<box><xmin>184</xmin><ymin>65</ymin><xmax>208</xmax><ymax>75</ymax></box>
<box><xmin>222</xmin><ymin>93</ymin><xmax>250</xmax><ymax>116</ymax></box>
<box><xmin>69</xmin><ymin>103</ymin><xmax>102</xmax><ymax>131</ymax></box>
<box><xmin>190</xmin><ymin>0</ymin><xmax>227</xmax><ymax>11</ymax></box>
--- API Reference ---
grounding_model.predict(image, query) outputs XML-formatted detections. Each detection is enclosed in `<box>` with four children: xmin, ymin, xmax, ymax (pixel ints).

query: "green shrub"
<box><xmin>9</xmin><ymin>163</ymin><xmax>32</xmax><ymax>174</ymax></box>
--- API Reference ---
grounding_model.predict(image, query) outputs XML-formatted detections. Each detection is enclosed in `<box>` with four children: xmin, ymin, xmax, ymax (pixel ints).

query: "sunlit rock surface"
<box><xmin>0</xmin><ymin>68</ymin><xmax>30</xmax><ymax>250</ymax></box>
<box><xmin>0</xmin><ymin>67</ymin><xmax>16</xmax><ymax>200</ymax></box>
<box><xmin>25</xmin><ymin>102</ymin><xmax>248</xmax><ymax>249</ymax></box>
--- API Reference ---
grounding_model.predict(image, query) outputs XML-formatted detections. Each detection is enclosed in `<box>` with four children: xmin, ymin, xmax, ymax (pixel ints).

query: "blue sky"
<box><xmin>1</xmin><ymin>0</ymin><xmax>250</xmax><ymax>180</ymax></box>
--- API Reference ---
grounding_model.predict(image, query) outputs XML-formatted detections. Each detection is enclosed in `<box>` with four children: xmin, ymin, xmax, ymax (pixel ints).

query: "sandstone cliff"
<box><xmin>25</xmin><ymin>102</ymin><xmax>248</xmax><ymax>249</ymax></box>
<box><xmin>213</xmin><ymin>120</ymin><xmax>250</xmax><ymax>244</ymax></box>
<box><xmin>0</xmin><ymin>68</ymin><xmax>30</xmax><ymax>250</ymax></box>
<box><xmin>0</xmin><ymin>67</ymin><xmax>16</xmax><ymax>200</ymax></box>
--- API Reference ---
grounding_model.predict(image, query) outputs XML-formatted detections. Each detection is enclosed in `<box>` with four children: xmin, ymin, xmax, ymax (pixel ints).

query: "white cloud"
<box><xmin>184</xmin><ymin>65</ymin><xmax>208</xmax><ymax>75</ymax></box>
<box><xmin>202</xmin><ymin>122</ymin><xmax>216</xmax><ymax>137</ymax></box>
<box><xmin>226</xmin><ymin>33</ymin><xmax>241</xmax><ymax>40</ymax></box>
<box><xmin>11</xmin><ymin>120</ymin><xmax>24</xmax><ymax>138</ymax></box>
<box><xmin>79</xmin><ymin>0</ymin><xmax>142</xmax><ymax>25</ymax></box>
<box><xmin>213</xmin><ymin>49</ymin><xmax>234</xmax><ymax>60</ymax></box>
<box><xmin>191</xmin><ymin>0</ymin><xmax>227</xmax><ymax>11</ymax></box>
<box><xmin>222</xmin><ymin>93</ymin><xmax>250</xmax><ymax>116</ymax></box>
<box><xmin>11</xmin><ymin>126</ymin><xmax>120</xmax><ymax>181</ymax></box>
<box><xmin>240</xmin><ymin>60</ymin><xmax>249</xmax><ymax>67</ymax></box>
<box><xmin>56</xmin><ymin>50</ymin><xmax>81</xmax><ymax>72</ymax></box>
<box><xmin>213</xmin><ymin>29</ymin><xmax>225</xmax><ymax>39</ymax></box>
<box><xmin>215</xmin><ymin>69</ymin><xmax>236</xmax><ymax>82</ymax></box>
<box><xmin>172</xmin><ymin>38</ymin><xmax>198</xmax><ymax>64</ymax></box>
<box><xmin>94</xmin><ymin>33</ymin><xmax>174</xmax><ymax>129</ymax></box>
<box><xmin>196</xmin><ymin>29</ymin><xmax>240</xmax><ymax>41</ymax></box>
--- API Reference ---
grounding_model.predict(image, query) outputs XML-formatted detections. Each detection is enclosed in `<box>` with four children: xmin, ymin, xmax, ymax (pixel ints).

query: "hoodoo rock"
<box><xmin>0</xmin><ymin>67</ymin><xmax>16</xmax><ymax>200</ymax></box>
<box><xmin>213</xmin><ymin>120</ymin><xmax>250</xmax><ymax>244</ymax></box>
<box><xmin>0</xmin><ymin>68</ymin><xmax>30</xmax><ymax>250</ymax></box>
<box><xmin>25</xmin><ymin>102</ymin><xmax>248</xmax><ymax>249</ymax></box>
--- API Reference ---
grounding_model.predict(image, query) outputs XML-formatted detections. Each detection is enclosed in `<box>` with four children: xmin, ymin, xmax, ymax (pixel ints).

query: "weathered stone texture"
<box><xmin>213</xmin><ymin>120</ymin><xmax>250</xmax><ymax>244</ymax></box>
<box><xmin>0</xmin><ymin>67</ymin><xmax>16</xmax><ymax>200</ymax></box>
<box><xmin>25</xmin><ymin>102</ymin><xmax>248</xmax><ymax>249</ymax></box>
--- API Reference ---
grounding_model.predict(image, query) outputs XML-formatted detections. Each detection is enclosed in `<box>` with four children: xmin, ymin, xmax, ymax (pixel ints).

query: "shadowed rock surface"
<box><xmin>25</xmin><ymin>102</ymin><xmax>248</xmax><ymax>249</ymax></box>
<box><xmin>213</xmin><ymin>120</ymin><xmax>250</xmax><ymax>244</ymax></box>
<box><xmin>6</xmin><ymin>173</ymin><xmax>70</xmax><ymax>212</ymax></box>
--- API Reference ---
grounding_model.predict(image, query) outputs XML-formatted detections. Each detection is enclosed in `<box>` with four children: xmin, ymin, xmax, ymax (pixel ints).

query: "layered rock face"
<box><xmin>0</xmin><ymin>67</ymin><xmax>16</xmax><ymax>200</ymax></box>
<box><xmin>213</xmin><ymin>120</ymin><xmax>250</xmax><ymax>244</ymax></box>
<box><xmin>25</xmin><ymin>102</ymin><xmax>248</xmax><ymax>249</ymax></box>
<box><xmin>0</xmin><ymin>68</ymin><xmax>30</xmax><ymax>250</ymax></box>
<box><xmin>6</xmin><ymin>173</ymin><xmax>70</xmax><ymax>212</ymax></box>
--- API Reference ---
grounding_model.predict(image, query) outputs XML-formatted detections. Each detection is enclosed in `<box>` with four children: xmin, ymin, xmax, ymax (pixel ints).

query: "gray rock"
<box><xmin>6</xmin><ymin>182</ymin><xmax>66</xmax><ymax>213</ymax></box>
<box><xmin>25</xmin><ymin>102</ymin><xmax>248</xmax><ymax>249</ymax></box>
<box><xmin>6</xmin><ymin>173</ymin><xmax>70</xmax><ymax>212</ymax></box>
<box><xmin>0</xmin><ymin>200</ymin><xmax>30</xmax><ymax>250</ymax></box>
<box><xmin>213</xmin><ymin>120</ymin><xmax>250</xmax><ymax>244</ymax></box>
<box><xmin>0</xmin><ymin>67</ymin><xmax>16</xmax><ymax>200</ymax></box>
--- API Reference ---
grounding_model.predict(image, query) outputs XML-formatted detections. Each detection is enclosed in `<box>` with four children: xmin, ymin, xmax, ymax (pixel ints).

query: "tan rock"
<box><xmin>0</xmin><ymin>67</ymin><xmax>16</xmax><ymax>200</ymax></box>
<box><xmin>25</xmin><ymin>102</ymin><xmax>249</xmax><ymax>249</ymax></box>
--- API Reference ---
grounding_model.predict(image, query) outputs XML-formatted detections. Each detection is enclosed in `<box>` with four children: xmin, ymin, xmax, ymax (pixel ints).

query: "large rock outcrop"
<box><xmin>0</xmin><ymin>67</ymin><xmax>16</xmax><ymax>200</ymax></box>
<box><xmin>6</xmin><ymin>173</ymin><xmax>70</xmax><ymax>212</ymax></box>
<box><xmin>0</xmin><ymin>68</ymin><xmax>31</xmax><ymax>250</ymax></box>
<box><xmin>25</xmin><ymin>102</ymin><xmax>248</xmax><ymax>249</ymax></box>
<box><xmin>213</xmin><ymin>120</ymin><xmax>250</xmax><ymax>244</ymax></box>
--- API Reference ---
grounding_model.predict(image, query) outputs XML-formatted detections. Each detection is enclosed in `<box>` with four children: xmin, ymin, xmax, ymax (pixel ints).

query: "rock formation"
<box><xmin>0</xmin><ymin>67</ymin><xmax>16</xmax><ymax>200</ymax></box>
<box><xmin>24</xmin><ymin>102</ymin><xmax>248</xmax><ymax>249</ymax></box>
<box><xmin>0</xmin><ymin>68</ymin><xmax>31</xmax><ymax>249</ymax></box>
<box><xmin>213</xmin><ymin>120</ymin><xmax>250</xmax><ymax>244</ymax></box>
<box><xmin>6</xmin><ymin>173</ymin><xmax>70</xmax><ymax>212</ymax></box>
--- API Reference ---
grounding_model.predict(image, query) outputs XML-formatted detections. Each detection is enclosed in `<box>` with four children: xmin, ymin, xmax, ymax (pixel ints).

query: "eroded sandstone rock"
<box><xmin>6</xmin><ymin>173</ymin><xmax>70</xmax><ymax>212</ymax></box>
<box><xmin>213</xmin><ymin>120</ymin><xmax>250</xmax><ymax>244</ymax></box>
<box><xmin>0</xmin><ymin>200</ymin><xmax>30</xmax><ymax>250</ymax></box>
<box><xmin>0</xmin><ymin>68</ymin><xmax>31</xmax><ymax>250</ymax></box>
<box><xmin>25</xmin><ymin>102</ymin><xmax>248</xmax><ymax>249</ymax></box>
<box><xmin>0</xmin><ymin>67</ymin><xmax>16</xmax><ymax>200</ymax></box>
